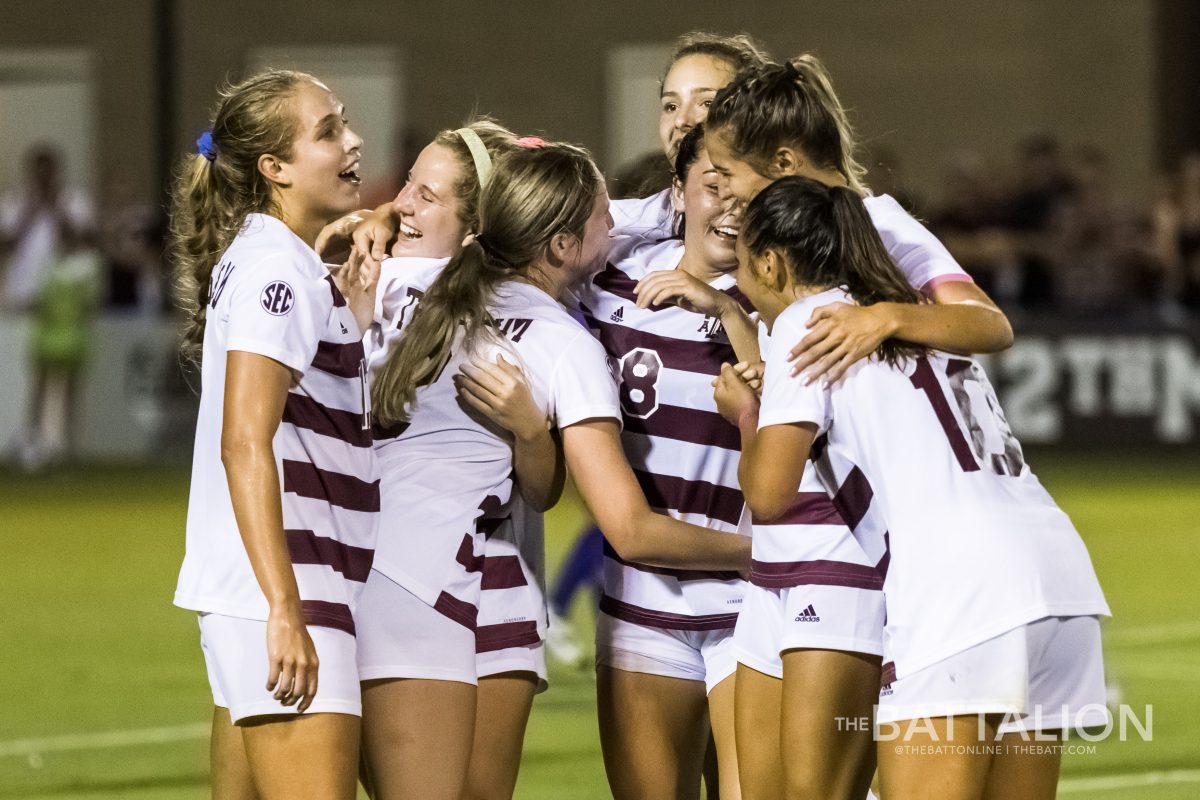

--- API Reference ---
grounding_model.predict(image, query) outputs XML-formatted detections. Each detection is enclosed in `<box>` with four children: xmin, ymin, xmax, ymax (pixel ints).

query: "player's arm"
<box><xmin>222</xmin><ymin>351</ymin><xmax>318</xmax><ymax>712</ymax></box>
<box><xmin>635</xmin><ymin>270</ymin><xmax>761</xmax><ymax>364</ymax></box>
<box><xmin>713</xmin><ymin>362</ymin><xmax>814</xmax><ymax>521</ymax></box>
<box><xmin>562</xmin><ymin>418</ymin><xmax>751</xmax><ymax>571</ymax></box>
<box><xmin>456</xmin><ymin>355</ymin><xmax>566</xmax><ymax>512</ymax></box>
<box><xmin>787</xmin><ymin>281</ymin><xmax>1013</xmax><ymax>383</ymax></box>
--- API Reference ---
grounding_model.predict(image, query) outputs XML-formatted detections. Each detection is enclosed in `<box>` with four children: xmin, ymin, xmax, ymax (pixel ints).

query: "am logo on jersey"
<box><xmin>260</xmin><ymin>281</ymin><xmax>294</xmax><ymax>316</ymax></box>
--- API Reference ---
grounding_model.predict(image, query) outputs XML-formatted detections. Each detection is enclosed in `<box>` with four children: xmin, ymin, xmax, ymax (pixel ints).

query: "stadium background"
<box><xmin>1</xmin><ymin>0</ymin><xmax>1198</xmax><ymax>797</ymax></box>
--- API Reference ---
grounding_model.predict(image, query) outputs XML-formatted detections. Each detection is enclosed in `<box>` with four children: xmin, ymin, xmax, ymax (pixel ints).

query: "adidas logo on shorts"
<box><xmin>794</xmin><ymin>604</ymin><xmax>821</xmax><ymax>622</ymax></box>
<box><xmin>610</xmin><ymin>307</ymin><xmax>624</xmax><ymax>323</ymax></box>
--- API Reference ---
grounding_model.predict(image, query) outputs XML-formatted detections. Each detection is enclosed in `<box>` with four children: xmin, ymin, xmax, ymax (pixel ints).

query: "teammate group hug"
<box><xmin>170</xmin><ymin>30</ymin><xmax>1110</xmax><ymax>800</ymax></box>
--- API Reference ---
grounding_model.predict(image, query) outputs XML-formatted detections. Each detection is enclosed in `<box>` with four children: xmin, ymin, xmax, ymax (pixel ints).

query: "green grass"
<box><xmin>0</xmin><ymin>455</ymin><xmax>1196</xmax><ymax>798</ymax></box>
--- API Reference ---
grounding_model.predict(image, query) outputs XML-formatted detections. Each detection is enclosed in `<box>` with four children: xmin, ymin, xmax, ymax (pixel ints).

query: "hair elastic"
<box><xmin>517</xmin><ymin>136</ymin><xmax>546</xmax><ymax>148</ymax></box>
<box><xmin>455</xmin><ymin>127</ymin><xmax>493</xmax><ymax>188</ymax></box>
<box><xmin>196</xmin><ymin>130</ymin><xmax>217</xmax><ymax>162</ymax></box>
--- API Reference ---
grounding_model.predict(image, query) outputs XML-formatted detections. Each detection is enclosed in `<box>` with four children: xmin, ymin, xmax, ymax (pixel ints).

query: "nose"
<box><xmin>682</xmin><ymin>102</ymin><xmax>706</xmax><ymax>129</ymax></box>
<box><xmin>346</xmin><ymin>125</ymin><xmax>364</xmax><ymax>156</ymax></box>
<box><xmin>391</xmin><ymin>183</ymin><xmax>414</xmax><ymax>215</ymax></box>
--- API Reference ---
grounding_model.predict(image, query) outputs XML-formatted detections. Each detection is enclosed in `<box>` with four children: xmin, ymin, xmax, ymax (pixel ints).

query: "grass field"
<box><xmin>1</xmin><ymin>453</ymin><xmax>1198</xmax><ymax>798</ymax></box>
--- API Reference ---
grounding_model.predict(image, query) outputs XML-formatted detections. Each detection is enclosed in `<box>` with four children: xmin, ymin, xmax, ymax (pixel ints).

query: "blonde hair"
<box><xmin>372</xmin><ymin>143</ymin><xmax>601</xmax><ymax>425</ymax></box>
<box><xmin>169</xmin><ymin>69</ymin><xmax>317</xmax><ymax>360</ymax></box>
<box><xmin>706</xmin><ymin>53</ymin><xmax>869</xmax><ymax>195</ymax></box>
<box><xmin>430</xmin><ymin>118</ymin><xmax>520</xmax><ymax>232</ymax></box>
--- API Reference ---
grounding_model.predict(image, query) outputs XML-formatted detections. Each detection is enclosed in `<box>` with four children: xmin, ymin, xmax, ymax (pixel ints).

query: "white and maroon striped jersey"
<box><xmin>611</xmin><ymin>189</ymin><xmax>674</xmax><ymax>239</ymax></box>
<box><xmin>579</xmin><ymin>236</ymin><xmax>750</xmax><ymax>630</ymax></box>
<box><xmin>370</xmin><ymin>268</ymin><xmax>619</xmax><ymax>631</ymax></box>
<box><xmin>176</xmin><ymin>214</ymin><xmax>379</xmax><ymax>637</ymax></box>
<box><xmin>764</xmin><ymin>288</ymin><xmax>1110</xmax><ymax>680</ymax></box>
<box><xmin>613</xmin><ymin>192</ymin><xmax>973</xmax><ymax>293</ymax></box>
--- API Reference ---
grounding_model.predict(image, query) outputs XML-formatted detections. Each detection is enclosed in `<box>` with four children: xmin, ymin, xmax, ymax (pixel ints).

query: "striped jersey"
<box><xmin>175</xmin><ymin>213</ymin><xmax>379</xmax><ymax>636</ymax></box>
<box><xmin>769</xmin><ymin>288</ymin><xmax>1110</xmax><ymax>679</ymax></box>
<box><xmin>579</xmin><ymin>236</ymin><xmax>748</xmax><ymax>630</ymax></box>
<box><xmin>369</xmin><ymin>260</ymin><xmax>619</xmax><ymax>630</ymax></box>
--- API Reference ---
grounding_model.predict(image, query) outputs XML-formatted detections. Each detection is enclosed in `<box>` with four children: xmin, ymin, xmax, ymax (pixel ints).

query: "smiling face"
<box><xmin>389</xmin><ymin>142</ymin><xmax>472</xmax><ymax>259</ymax></box>
<box><xmin>704</xmin><ymin>127</ymin><xmax>774</xmax><ymax>205</ymax></box>
<box><xmin>659</xmin><ymin>54</ymin><xmax>735</xmax><ymax>160</ymax></box>
<box><xmin>278</xmin><ymin>81</ymin><xmax>363</xmax><ymax>225</ymax></box>
<box><xmin>674</xmin><ymin>148</ymin><xmax>738</xmax><ymax>273</ymax></box>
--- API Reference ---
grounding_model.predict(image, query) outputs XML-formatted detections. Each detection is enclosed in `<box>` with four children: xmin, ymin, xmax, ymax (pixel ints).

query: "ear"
<box><xmin>258</xmin><ymin>153</ymin><xmax>291</xmax><ymax>189</ymax></box>
<box><xmin>460</xmin><ymin>232</ymin><xmax>477</xmax><ymax>248</ymax></box>
<box><xmin>768</xmin><ymin>146</ymin><xmax>804</xmax><ymax>179</ymax></box>
<box><xmin>670</xmin><ymin>178</ymin><xmax>686</xmax><ymax>214</ymax></box>
<box><xmin>546</xmin><ymin>230</ymin><xmax>577</xmax><ymax>267</ymax></box>
<box><xmin>760</xmin><ymin>248</ymin><xmax>789</xmax><ymax>291</ymax></box>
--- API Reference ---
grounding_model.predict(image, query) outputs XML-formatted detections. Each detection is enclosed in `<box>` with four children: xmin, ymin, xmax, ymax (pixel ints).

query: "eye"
<box><xmin>701</xmin><ymin>99</ymin><xmax>713</xmax><ymax>109</ymax></box>
<box><xmin>662</xmin><ymin>102</ymin><xmax>678</xmax><ymax>113</ymax></box>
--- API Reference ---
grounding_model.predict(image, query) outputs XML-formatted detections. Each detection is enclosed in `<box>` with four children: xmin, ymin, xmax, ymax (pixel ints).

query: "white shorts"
<box><xmin>477</xmin><ymin>643</ymin><xmax>548</xmax><ymax>693</ymax></box>
<box><xmin>199</xmin><ymin>613</ymin><xmax>360</xmax><ymax>723</ymax></box>
<box><xmin>356</xmin><ymin>569</ymin><xmax>478</xmax><ymax>685</ymax></box>
<box><xmin>595</xmin><ymin>611</ymin><xmax>736</xmax><ymax>695</ymax></box>
<box><xmin>877</xmin><ymin>615</ymin><xmax>1108</xmax><ymax>732</ymax></box>
<box><xmin>734</xmin><ymin>582</ymin><xmax>885</xmax><ymax>679</ymax></box>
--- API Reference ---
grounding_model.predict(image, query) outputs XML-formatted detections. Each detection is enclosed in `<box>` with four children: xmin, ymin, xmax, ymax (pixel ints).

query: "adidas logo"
<box><xmin>340</xmin><ymin>321</ymin><xmax>349</xmax><ymax>334</ymax></box>
<box><xmin>610</xmin><ymin>307</ymin><xmax>625</xmax><ymax>323</ymax></box>
<box><xmin>794</xmin><ymin>604</ymin><xmax>821</xmax><ymax>622</ymax></box>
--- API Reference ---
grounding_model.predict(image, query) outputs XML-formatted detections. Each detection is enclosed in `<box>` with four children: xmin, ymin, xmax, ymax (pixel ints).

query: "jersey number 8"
<box><xmin>618</xmin><ymin>347</ymin><xmax>663</xmax><ymax>419</ymax></box>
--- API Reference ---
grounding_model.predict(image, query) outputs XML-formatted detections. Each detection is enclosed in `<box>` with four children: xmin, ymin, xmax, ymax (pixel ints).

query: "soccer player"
<box><xmin>358</xmin><ymin>142</ymin><xmax>750</xmax><ymax>800</ymax></box>
<box><xmin>170</xmin><ymin>71</ymin><xmax>376</xmax><ymax>800</ymax></box>
<box><xmin>716</xmin><ymin>175</ymin><xmax>1110</xmax><ymax>800</ymax></box>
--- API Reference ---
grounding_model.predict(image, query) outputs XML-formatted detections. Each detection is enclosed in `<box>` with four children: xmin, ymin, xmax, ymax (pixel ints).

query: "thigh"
<box><xmin>209</xmin><ymin>706</ymin><xmax>257</xmax><ymax>800</ymax></box>
<box><xmin>465</xmin><ymin>672</ymin><xmax>538</xmax><ymax>800</ymax></box>
<box><xmin>878</xmin><ymin>715</ymin><xmax>998</xmax><ymax>800</ymax></box>
<box><xmin>240</xmin><ymin>712</ymin><xmax>360</xmax><ymax>800</ymax></box>
<box><xmin>982</xmin><ymin>731</ymin><xmax>1061</xmax><ymax>800</ymax></box>
<box><xmin>706</xmin><ymin>672</ymin><xmax>741</xmax><ymax>800</ymax></box>
<box><xmin>734</xmin><ymin>663</ymin><xmax>784</xmax><ymax>800</ymax></box>
<box><xmin>780</xmin><ymin>648</ymin><xmax>880</xmax><ymax>800</ymax></box>
<box><xmin>597</xmin><ymin>665</ymin><xmax>710</xmax><ymax>800</ymax></box>
<box><xmin>361</xmin><ymin>678</ymin><xmax>476</xmax><ymax>800</ymax></box>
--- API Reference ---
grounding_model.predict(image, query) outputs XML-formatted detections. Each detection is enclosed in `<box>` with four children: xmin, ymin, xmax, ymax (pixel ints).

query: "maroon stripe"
<box><xmin>622</xmin><ymin>403</ymin><xmax>740</xmax><ymax>451</ymax></box>
<box><xmin>325</xmin><ymin>275</ymin><xmax>347</xmax><ymax>307</ymax></box>
<box><xmin>282</xmin><ymin>459</ymin><xmax>380</xmax><ymax>513</ymax></box>
<box><xmin>371</xmin><ymin>419</ymin><xmax>411</xmax><ymax>440</ymax></box>
<box><xmin>312</xmin><ymin>340</ymin><xmax>365</xmax><ymax>379</ymax></box>
<box><xmin>475</xmin><ymin>620</ymin><xmax>541</xmax><ymax>653</ymax></box>
<box><xmin>725</xmin><ymin>285</ymin><xmax>755</xmax><ymax>314</ymax></box>
<box><xmin>633</xmin><ymin>468</ymin><xmax>743</xmax><ymax>527</ymax></box>
<box><xmin>881</xmin><ymin>661</ymin><xmax>896</xmax><ymax>688</ymax></box>
<box><xmin>876</xmin><ymin>532</ymin><xmax>891</xmax><ymax>581</ymax></box>
<box><xmin>753</xmin><ymin>491</ymin><xmax>846</xmax><ymax>527</ymax></box>
<box><xmin>603</xmin><ymin>541</ymin><xmax>740</xmax><ymax>582</ymax></box>
<box><xmin>750</xmin><ymin>558</ymin><xmax>884</xmax><ymax>590</ymax></box>
<box><xmin>283</xmin><ymin>393</ymin><xmax>370</xmax><ymax>447</ymax></box>
<box><xmin>591</xmin><ymin>262</ymin><xmax>669</xmax><ymax>310</ymax></box>
<box><xmin>478</xmin><ymin>517</ymin><xmax>506</xmax><ymax>538</ymax></box>
<box><xmin>600</xmin><ymin>594</ymin><xmax>738</xmax><ymax>631</ymax></box>
<box><xmin>832</xmin><ymin>467</ymin><xmax>873</xmax><ymax>530</ymax></box>
<box><xmin>301</xmin><ymin>600</ymin><xmax>355</xmax><ymax>636</ymax></box>
<box><xmin>433</xmin><ymin>591</ymin><xmax>478</xmax><ymax>630</ymax></box>
<box><xmin>479</xmin><ymin>494</ymin><xmax>507</xmax><ymax>518</ymax></box>
<box><xmin>586</xmin><ymin>315</ymin><xmax>735</xmax><ymax>377</ymax></box>
<box><xmin>286</xmin><ymin>529</ymin><xmax>373</xmax><ymax>582</ymax></box>
<box><xmin>481</xmin><ymin>554</ymin><xmax>528</xmax><ymax>590</ymax></box>
<box><xmin>455</xmin><ymin>534</ymin><xmax>484</xmax><ymax>574</ymax></box>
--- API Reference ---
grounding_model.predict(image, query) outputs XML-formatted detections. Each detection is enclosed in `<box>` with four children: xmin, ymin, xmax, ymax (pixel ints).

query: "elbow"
<box><xmin>601</xmin><ymin>513</ymin><xmax>647</xmax><ymax>563</ymax></box>
<box><xmin>743</xmin><ymin>484</ymin><xmax>792</xmax><ymax>524</ymax></box>
<box><xmin>986</xmin><ymin>312</ymin><xmax>1015</xmax><ymax>353</ymax></box>
<box><xmin>221</xmin><ymin>431</ymin><xmax>266</xmax><ymax>469</ymax></box>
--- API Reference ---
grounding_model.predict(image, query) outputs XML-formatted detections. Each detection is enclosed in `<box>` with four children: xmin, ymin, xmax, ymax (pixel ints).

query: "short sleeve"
<box><xmin>866</xmin><ymin>195</ymin><xmax>973</xmax><ymax>292</ymax></box>
<box><xmin>610</xmin><ymin>190</ymin><xmax>675</xmax><ymax>238</ymax></box>
<box><xmin>757</xmin><ymin>309</ymin><xmax>830</xmax><ymax>431</ymax></box>
<box><xmin>549</xmin><ymin>329</ymin><xmax>621</xmax><ymax>429</ymax></box>
<box><xmin>226</xmin><ymin>256</ymin><xmax>330</xmax><ymax>376</ymax></box>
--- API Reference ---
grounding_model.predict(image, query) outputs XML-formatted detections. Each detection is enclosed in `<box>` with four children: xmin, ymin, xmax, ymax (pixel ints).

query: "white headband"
<box><xmin>455</xmin><ymin>127</ymin><xmax>493</xmax><ymax>189</ymax></box>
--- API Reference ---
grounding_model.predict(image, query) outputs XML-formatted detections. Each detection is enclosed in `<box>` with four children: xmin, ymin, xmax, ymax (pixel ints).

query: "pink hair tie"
<box><xmin>517</xmin><ymin>136</ymin><xmax>545</xmax><ymax>148</ymax></box>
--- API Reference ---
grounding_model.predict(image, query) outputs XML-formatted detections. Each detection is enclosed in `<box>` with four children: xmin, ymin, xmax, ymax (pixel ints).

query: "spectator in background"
<box><xmin>1004</xmin><ymin>133</ymin><xmax>1076</xmax><ymax>308</ymax></box>
<box><xmin>1151</xmin><ymin>151</ymin><xmax>1200</xmax><ymax>319</ymax></box>
<box><xmin>0</xmin><ymin>145</ymin><xmax>93</xmax><ymax>311</ymax></box>
<box><xmin>99</xmin><ymin>169</ymin><xmax>165</xmax><ymax>314</ymax></box>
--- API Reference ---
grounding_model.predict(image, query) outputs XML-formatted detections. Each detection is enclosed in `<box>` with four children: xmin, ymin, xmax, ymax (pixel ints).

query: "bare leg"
<box><xmin>209</xmin><ymin>706</ymin><xmax>257</xmax><ymax>800</ymax></box>
<box><xmin>707</xmin><ymin>672</ymin><xmax>742</xmax><ymax>800</ymax></box>
<box><xmin>239</xmin><ymin>712</ymin><xmax>359</xmax><ymax>800</ymax></box>
<box><xmin>464</xmin><ymin>672</ymin><xmax>538</xmax><ymax>800</ymax></box>
<box><xmin>361</xmin><ymin>678</ymin><xmax>476</xmax><ymax>800</ymax></box>
<box><xmin>780</xmin><ymin>648</ymin><xmax>880</xmax><ymax>800</ymax></box>
<box><xmin>878</xmin><ymin>715</ymin><xmax>999</xmax><ymax>800</ymax></box>
<box><xmin>982</xmin><ymin>730</ymin><xmax>1062</xmax><ymax>800</ymax></box>
<box><xmin>597</xmin><ymin>666</ymin><xmax>709</xmax><ymax>800</ymax></box>
<box><xmin>734</xmin><ymin>664</ymin><xmax>784</xmax><ymax>800</ymax></box>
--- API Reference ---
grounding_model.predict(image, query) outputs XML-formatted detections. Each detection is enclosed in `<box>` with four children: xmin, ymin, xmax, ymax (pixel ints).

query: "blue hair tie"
<box><xmin>196</xmin><ymin>130</ymin><xmax>217</xmax><ymax>163</ymax></box>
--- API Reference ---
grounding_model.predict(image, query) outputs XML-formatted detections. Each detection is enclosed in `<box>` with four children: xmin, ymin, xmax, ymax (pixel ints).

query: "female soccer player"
<box><xmin>171</xmin><ymin>71</ymin><xmax>375</xmax><ymax>800</ymax></box>
<box><xmin>575</xmin><ymin>126</ymin><xmax>757</xmax><ymax>800</ymax></box>
<box><xmin>716</xmin><ymin>176</ymin><xmax>1109</xmax><ymax>800</ymax></box>
<box><xmin>359</xmin><ymin>141</ymin><xmax>750</xmax><ymax>800</ymax></box>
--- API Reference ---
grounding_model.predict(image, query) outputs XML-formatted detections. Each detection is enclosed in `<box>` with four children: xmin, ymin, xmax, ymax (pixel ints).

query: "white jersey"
<box><xmin>579</xmin><ymin>236</ymin><xmax>749</xmax><ymax>630</ymax></box>
<box><xmin>612</xmin><ymin>191</ymin><xmax>972</xmax><ymax>292</ymax></box>
<box><xmin>764</xmin><ymin>288</ymin><xmax>1110</xmax><ymax>680</ymax></box>
<box><xmin>175</xmin><ymin>213</ymin><xmax>379</xmax><ymax>636</ymax></box>
<box><xmin>370</xmin><ymin>263</ymin><xmax>620</xmax><ymax>629</ymax></box>
<box><xmin>610</xmin><ymin>190</ymin><xmax>674</xmax><ymax>238</ymax></box>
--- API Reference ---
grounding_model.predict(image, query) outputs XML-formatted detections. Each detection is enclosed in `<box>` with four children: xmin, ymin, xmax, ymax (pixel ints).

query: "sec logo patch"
<box><xmin>260</xmin><ymin>281</ymin><xmax>294</xmax><ymax>315</ymax></box>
